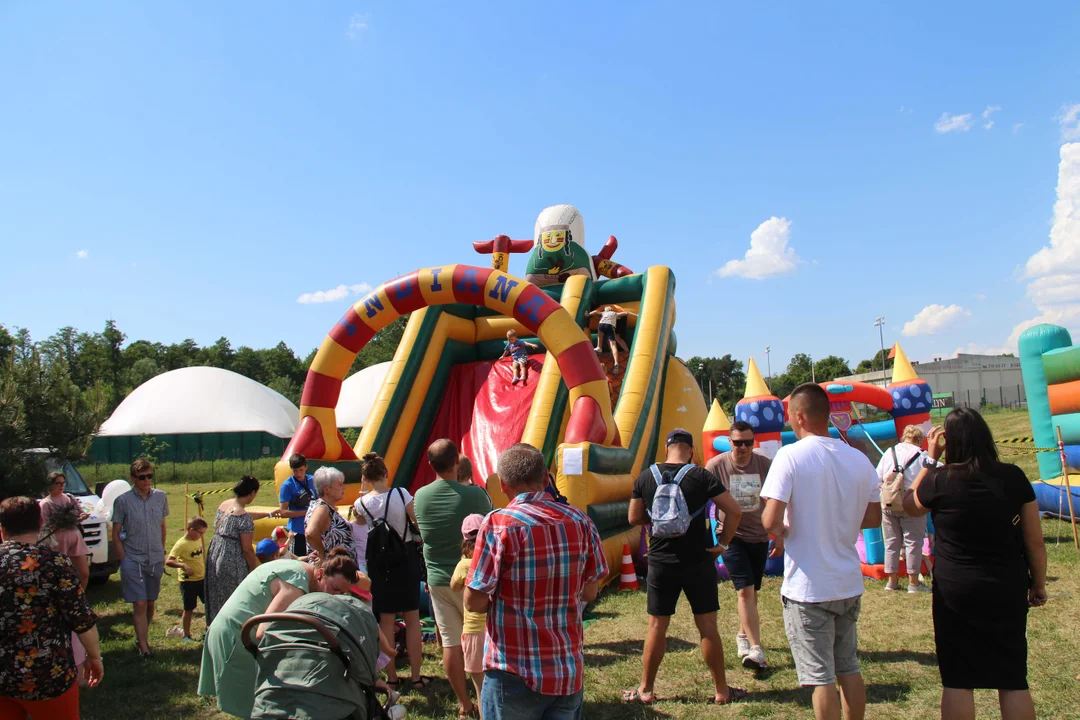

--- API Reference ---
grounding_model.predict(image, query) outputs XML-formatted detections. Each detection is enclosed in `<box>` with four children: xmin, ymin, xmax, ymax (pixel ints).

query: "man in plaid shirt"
<box><xmin>465</xmin><ymin>443</ymin><xmax>609</xmax><ymax>719</ymax></box>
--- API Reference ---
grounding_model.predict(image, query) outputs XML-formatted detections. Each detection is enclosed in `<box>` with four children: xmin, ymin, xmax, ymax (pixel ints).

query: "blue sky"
<box><xmin>3</xmin><ymin>1</ymin><xmax>1080</xmax><ymax>375</ymax></box>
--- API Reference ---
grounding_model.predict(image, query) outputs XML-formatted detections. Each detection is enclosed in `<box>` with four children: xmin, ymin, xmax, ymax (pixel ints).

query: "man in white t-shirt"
<box><xmin>760</xmin><ymin>383</ymin><xmax>881</xmax><ymax>720</ymax></box>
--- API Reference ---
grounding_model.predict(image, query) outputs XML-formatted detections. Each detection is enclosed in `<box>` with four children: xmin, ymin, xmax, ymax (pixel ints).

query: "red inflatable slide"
<box><xmin>410</xmin><ymin>355</ymin><xmax>546</xmax><ymax>492</ymax></box>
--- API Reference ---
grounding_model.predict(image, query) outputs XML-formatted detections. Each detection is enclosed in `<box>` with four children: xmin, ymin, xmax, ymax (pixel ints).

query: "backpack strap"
<box><xmin>359</xmin><ymin>496</ymin><xmax>377</xmax><ymax>524</ymax></box>
<box><xmin>649</xmin><ymin>464</ymin><xmax>663</xmax><ymax>484</ymax></box>
<box><xmin>901</xmin><ymin>451</ymin><xmax>921</xmax><ymax>472</ymax></box>
<box><xmin>890</xmin><ymin>445</ymin><xmax>901</xmax><ymax>474</ymax></box>
<box><xmin>671</xmin><ymin>463</ymin><xmax>696</xmax><ymax>484</ymax></box>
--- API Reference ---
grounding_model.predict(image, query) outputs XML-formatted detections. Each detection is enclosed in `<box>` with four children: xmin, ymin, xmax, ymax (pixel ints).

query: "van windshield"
<box><xmin>44</xmin><ymin>459</ymin><xmax>93</xmax><ymax>497</ymax></box>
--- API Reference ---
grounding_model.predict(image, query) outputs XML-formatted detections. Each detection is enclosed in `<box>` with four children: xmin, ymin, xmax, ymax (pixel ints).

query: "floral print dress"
<box><xmin>204</xmin><ymin>509</ymin><xmax>255</xmax><ymax>626</ymax></box>
<box><xmin>0</xmin><ymin>541</ymin><xmax>97</xmax><ymax>700</ymax></box>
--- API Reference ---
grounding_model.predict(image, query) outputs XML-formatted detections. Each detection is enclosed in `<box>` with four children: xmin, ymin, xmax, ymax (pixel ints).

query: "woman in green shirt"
<box><xmin>198</xmin><ymin>549</ymin><xmax>361</xmax><ymax>718</ymax></box>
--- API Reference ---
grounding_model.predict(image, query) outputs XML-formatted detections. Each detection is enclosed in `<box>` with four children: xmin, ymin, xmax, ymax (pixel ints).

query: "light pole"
<box><xmin>765</xmin><ymin>346</ymin><xmax>772</xmax><ymax>390</ymax></box>
<box><xmin>810</xmin><ymin>353</ymin><xmax>815</xmax><ymax>384</ymax></box>
<box><xmin>696</xmin><ymin>362</ymin><xmax>706</xmax><ymax>399</ymax></box>
<box><xmin>873</xmin><ymin>316</ymin><xmax>887</xmax><ymax>384</ymax></box>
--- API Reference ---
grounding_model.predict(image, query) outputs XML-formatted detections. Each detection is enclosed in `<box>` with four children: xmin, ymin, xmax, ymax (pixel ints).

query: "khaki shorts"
<box><xmin>782</xmin><ymin>595</ymin><xmax>862</xmax><ymax>686</ymax></box>
<box><xmin>429</xmin><ymin>585</ymin><xmax>465</xmax><ymax>648</ymax></box>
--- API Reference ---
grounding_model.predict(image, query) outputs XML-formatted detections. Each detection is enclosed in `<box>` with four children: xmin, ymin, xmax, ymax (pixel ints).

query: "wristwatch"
<box><xmin>922</xmin><ymin>457</ymin><xmax>938</xmax><ymax>469</ymax></box>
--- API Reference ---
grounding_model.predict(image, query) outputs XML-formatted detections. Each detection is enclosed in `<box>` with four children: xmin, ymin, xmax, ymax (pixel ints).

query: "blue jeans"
<box><xmin>481</xmin><ymin>670</ymin><xmax>583</xmax><ymax>720</ymax></box>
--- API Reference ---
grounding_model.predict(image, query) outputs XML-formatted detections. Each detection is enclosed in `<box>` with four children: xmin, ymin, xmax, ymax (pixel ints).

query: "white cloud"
<box><xmin>347</xmin><ymin>13</ymin><xmax>368</xmax><ymax>39</ymax></box>
<box><xmin>934</xmin><ymin>112</ymin><xmax>974</xmax><ymax>133</ymax></box>
<box><xmin>998</xmin><ymin>140</ymin><xmax>1080</xmax><ymax>351</ymax></box>
<box><xmin>1024</xmin><ymin>143</ymin><xmax>1080</xmax><ymax>277</ymax></box>
<box><xmin>982</xmin><ymin>105</ymin><xmax>1001</xmax><ymax>130</ymax></box>
<box><xmin>1013</xmin><ymin>122</ymin><xmax>1025</xmax><ymax>134</ymax></box>
<box><xmin>297</xmin><ymin>282</ymin><xmax>373</xmax><ymax>304</ymax></box>
<box><xmin>901</xmin><ymin>304</ymin><xmax>971</xmax><ymax>336</ymax></box>
<box><xmin>715</xmin><ymin>217</ymin><xmax>800</xmax><ymax>280</ymax></box>
<box><xmin>1058</xmin><ymin>104</ymin><xmax>1080</xmax><ymax>142</ymax></box>
<box><xmin>75</xmin><ymin>249</ymin><xmax>89</xmax><ymax>259</ymax></box>
<box><xmin>974</xmin><ymin>293</ymin><xmax>987</xmax><ymax>301</ymax></box>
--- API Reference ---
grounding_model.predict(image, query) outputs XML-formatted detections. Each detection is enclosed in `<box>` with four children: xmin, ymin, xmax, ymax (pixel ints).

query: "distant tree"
<box><xmin>855</xmin><ymin>349</ymin><xmax>893</xmax><ymax>376</ymax></box>
<box><xmin>232</xmin><ymin>346</ymin><xmax>266</xmax><ymax>384</ymax></box>
<box><xmin>0</xmin><ymin>346</ymin><xmax>106</xmax><ymax>499</ymax></box>
<box><xmin>262</xmin><ymin>341</ymin><xmax>306</xmax><ymax>386</ymax></box>
<box><xmin>102</xmin><ymin>320</ymin><xmax>126</xmax><ymax>408</ymax></box>
<box><xmin>137</xmin><ymin>434</ymin><xmax>170</xmax><ymax>465</ymax></box>
<box><xmin>126</xmin><ymin>357</ymin><xmax>163</xmax><ymax>389</ymax></box>
<box><xmin>0</xmin><ymin>325</ymin><xmax>13</xmax><ymax>365</ymax></box>
<box><xmin>685</xmin><ymin>354</ymin><xmax>746</xmax><ymax>409</ymax></box>
<box><xmin>813</xmin><ymin>355</ymin><xmax>852</xmax><ymax>382</ymax></box>
<box><xmin>267</xmin><ymin>375</ymin><xmax>302</xmax><ymax>407</ymax></box>
<box><xmin>202</xmin><ymin>337</ymin><xmax>235</xmax><ymax>370</ymax></box>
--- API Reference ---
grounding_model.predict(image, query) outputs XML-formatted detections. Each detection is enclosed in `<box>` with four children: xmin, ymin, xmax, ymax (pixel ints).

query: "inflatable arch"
<box><xmin>277</xmin><ymin>265</ymin><xmax>620</xmax><ymax>482</ymax></box>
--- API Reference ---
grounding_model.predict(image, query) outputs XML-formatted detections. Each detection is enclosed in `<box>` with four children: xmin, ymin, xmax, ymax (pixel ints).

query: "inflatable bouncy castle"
<box><xmin>1018</xmin><ymin>324</ymin><xmax>1080</xmax><ymax>515</ymax></box>
<box><xmin>263</xmin><ymin>205</ymin><xmax>707</xmax><ymax>579</ymax></box>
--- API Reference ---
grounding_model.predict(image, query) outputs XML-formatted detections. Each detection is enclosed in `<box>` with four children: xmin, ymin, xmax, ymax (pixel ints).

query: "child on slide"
<box><xmin>588</xmin><ymin>305</ymin><xmax>637</xmax><ymax>374</ymax></box>
<box><xmin>502</xmin><ymin>329</ymin><xmax>539</xmax><ymax>385</ymax></box>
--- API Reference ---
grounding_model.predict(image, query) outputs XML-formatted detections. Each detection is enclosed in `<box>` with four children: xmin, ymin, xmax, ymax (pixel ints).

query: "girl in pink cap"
<box><xmin>451</xmin><ymin>513</ymin><xmax>488</xmax><ymax>713</ymax></box>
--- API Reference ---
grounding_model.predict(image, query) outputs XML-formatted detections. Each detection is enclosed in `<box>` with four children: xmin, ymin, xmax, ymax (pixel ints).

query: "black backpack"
<box><xmin>361</xmin><ymin>488</ymin><xmax>410</xmax><ymax>581</ymax></box>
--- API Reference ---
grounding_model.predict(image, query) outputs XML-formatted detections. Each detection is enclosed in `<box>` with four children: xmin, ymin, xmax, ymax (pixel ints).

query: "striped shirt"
<box><xmin>466</xmin><ymin>491</ymin><xmax>608</xmax><ymax>696</ymax></box>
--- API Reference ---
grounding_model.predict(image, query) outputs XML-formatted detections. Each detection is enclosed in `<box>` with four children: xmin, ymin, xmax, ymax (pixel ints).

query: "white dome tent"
<box><xmin>336</xmin><ymin>362</ymin><xmax>392</xmax><ymax>429</ymax></box>
<box><xmin>91</xmin><ymin>367</ymin><xmax>300</xmax><ymax>463</ymax></box>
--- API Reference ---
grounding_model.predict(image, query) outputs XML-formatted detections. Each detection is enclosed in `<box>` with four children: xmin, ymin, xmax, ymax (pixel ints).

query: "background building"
<box><xmin>836</xmin><ymin>353</ymin><xmax>1025</xmax><ymax>409</ymax></box>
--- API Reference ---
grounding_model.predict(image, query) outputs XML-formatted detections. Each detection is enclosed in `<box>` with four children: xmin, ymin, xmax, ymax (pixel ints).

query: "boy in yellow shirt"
<box><xmin>166</xmin><ymin>517</ymin><xmax>208</xmax><ymax>641</ymax></box>
<box><xmin>450</xmin><ymin>514</ymin><xmax>488</xmax><ymax>709</ymax></box>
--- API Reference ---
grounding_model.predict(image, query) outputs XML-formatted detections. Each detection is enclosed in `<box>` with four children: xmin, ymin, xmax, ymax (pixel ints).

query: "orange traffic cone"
<box><xmin>618</xmin><ymin>543</ymin><xmax>639</xmax><ymax>591</ymax></box>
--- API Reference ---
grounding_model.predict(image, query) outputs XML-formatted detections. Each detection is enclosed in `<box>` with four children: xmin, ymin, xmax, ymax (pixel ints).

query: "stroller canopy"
<box><xmin>248</xmin><ymin>592</ymin><xmax>382</xmax><ymax>720</ymax></box>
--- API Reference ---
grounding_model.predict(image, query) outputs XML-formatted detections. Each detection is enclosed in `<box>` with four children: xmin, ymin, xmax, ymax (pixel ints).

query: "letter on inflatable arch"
<box><xmin>283</xmin><ymin>265</ymin><xmax>621</xmax><ymax>468</ymax></box>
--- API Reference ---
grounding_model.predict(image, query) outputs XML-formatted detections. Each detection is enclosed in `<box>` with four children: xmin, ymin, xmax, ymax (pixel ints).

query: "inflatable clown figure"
<box><xmin>525</xmin><ymin>205</ymin><xmax>597</xmax><ymax>287</ymax></box>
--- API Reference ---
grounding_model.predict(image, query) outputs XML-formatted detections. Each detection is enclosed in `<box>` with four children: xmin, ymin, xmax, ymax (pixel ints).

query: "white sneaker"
<box><xmin>743</xmin><ymin>645</ymin><xmax>767</xmax><ymax>670</ymax></box>
<box><xmin>735</xmin><ymin>633</ymin><xmax>750</xmax><ymax>659</ymax></box>
<box><xmin>908</xmin><ymin>583</ymin><xmax>931</xmax><ymax>594</ymax></box>
<box><xmin>884</xmin><ymin>582</ymin><xmax>900</xmax><ymax>591</ymax></box>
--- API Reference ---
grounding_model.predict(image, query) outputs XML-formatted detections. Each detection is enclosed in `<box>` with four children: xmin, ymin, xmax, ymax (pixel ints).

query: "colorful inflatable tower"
<box><xmin>701</xmin><ymin>399</ymin><xmax>731</xmax><ymax>464</ymax></box>
<box><xmin>1018</xmin><ymin>324</ymin><xmax>1080</xmax><ymax>513</ymax></box>
<box><xmin>734</xmin><ymin>358</ymin><xmax>785</xmax><ymax>456</ymax></box>
<box><xmin>886</xmin><ymin>345</ymin><xmax>933</xmax><ymax>445</ymax></box>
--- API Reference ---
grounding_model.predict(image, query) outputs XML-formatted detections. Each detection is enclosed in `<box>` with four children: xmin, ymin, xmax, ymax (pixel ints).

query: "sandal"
<box><xmin>457</xmin><ymin>707</ymin><xmax>479</xmax><ymax>720</ymax></box>
<box><xmin>622</xmin><ymin>688</ymin><xmax>655</xmax><ymax>704</ymax></box>
<box><xmin>410</xmin><ymin>676</ymin><xmax>433</xmax><ymax>690</ymax></box>
<box><xmin>710</xmin><ymin>686</ymin><xmax>748</xmax><ymax>704</ymax></box>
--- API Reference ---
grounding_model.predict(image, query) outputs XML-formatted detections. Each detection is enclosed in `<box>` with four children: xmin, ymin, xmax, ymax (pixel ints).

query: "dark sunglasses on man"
<box><xmin>731</xmin><ymin>439</ymin><xmax>754</xmax><ymax>448</ymax></box>
<box><xmin>136</xmin><ymin>473</ymin><xmax>154</xmax><ymax>480</ymax></box>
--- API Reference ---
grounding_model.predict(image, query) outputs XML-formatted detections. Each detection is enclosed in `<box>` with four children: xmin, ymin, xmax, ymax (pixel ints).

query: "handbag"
<box><xmin>881</xmin><ymin>446</ymin><xmax>920</xmax><ymax>515</ymax></box>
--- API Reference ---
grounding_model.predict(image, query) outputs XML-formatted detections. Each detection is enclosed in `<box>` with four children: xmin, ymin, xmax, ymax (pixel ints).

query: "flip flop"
<box><xmin>710</xmin><ymin>687</ymin><xmax>748</xmax><ymax>704</ymax></box>
<box><xmin>622</xmin><ymin>688</ymin><xmax>655</xmax><ymax>704</ymax></box>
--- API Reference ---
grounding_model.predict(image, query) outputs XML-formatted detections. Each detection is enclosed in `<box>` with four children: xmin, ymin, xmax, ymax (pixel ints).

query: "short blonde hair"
<box><xmin>901</xmin><ymin>425</ymin><xmax>926</xmax><ymax>446</ymax></box>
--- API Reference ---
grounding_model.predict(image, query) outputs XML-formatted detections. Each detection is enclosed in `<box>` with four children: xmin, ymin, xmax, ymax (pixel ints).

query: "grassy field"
<box><xmin>79</xmin><ymin>408</ymin><xmax>1080</xmax><ymax>719</ymax></box>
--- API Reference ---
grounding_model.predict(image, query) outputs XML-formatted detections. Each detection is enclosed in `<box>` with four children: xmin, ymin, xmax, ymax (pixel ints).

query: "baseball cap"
<box><xmin>256</xmin><ymin>538</ymin><xmax>279</xmax><ymax>557</ymax></box>
<box><xmin>271</xmin><ymin>526</ymin><xmax>289</xmax><ymax>543</ymax></box>
<box><xmin>461</xmin><ymin>513</ymin><xmax>485</xmax><ymax>538</ymax></box>
<box><xmin>666</xmin><ymin>428</ymin><xmax>694</xmax><ymax>447</ymax></box>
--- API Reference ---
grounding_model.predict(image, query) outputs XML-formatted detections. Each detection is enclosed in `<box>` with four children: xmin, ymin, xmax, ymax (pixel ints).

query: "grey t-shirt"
<box><xmin>705</xmin><ymin>451</ymin><xmax>771</xmax><ymax>543</ymax></box>
<box><xmin>112</xmin><ymin>488</ymin><xmax>170</xmax><ymax>561</ymax></box>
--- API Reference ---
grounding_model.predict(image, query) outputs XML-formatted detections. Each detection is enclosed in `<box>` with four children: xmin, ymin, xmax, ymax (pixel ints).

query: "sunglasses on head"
<box><xmin>731</xmin><ymin>440</ymin><xmax>754</xmax><ymax>448</ymax></box>
<box><xmin>136</xmin><ymin>473</ymin><xmax>154</xmax><ymax>480</ymax></box>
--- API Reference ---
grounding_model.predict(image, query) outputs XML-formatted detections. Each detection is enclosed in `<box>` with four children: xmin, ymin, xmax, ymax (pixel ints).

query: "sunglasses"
<box><xmin>51</xmin><ymin>480</ymin><xmax>66</xmax><ymax>486</ymax></box>
<box><xmin>731</xmin><ymin>440</ymin><xmax>754</xmax><ymax>448</ymax></box>
<box><xmin>136</xmin><ymin>473</ymin><xmax>154</xmax><ymax>480</ymax></box>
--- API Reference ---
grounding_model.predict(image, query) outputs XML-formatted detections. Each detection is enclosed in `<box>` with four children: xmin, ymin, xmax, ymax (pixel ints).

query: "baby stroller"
<box><xmin>241</xmin><ymin>592</ymin><xmax>403</xmax><ymax>720</ymax></box>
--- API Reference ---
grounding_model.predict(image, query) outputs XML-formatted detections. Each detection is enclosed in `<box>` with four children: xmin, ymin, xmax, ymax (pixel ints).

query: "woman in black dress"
<box><xmin>904</xmin><ymin>408</ymin><xmax>1047</xmax><ymax>720</ymax></box>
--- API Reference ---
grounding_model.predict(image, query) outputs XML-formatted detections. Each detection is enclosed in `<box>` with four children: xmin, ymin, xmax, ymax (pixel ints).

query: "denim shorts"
<box><xmin>781</xmin><ymin>595</ymin><xmax>862</xmax><ymax>686</ymax></box>
<box><xmin>481</xmin><ymin>670</ymin><xmax>583</xmax><ymax>720</ymax></box>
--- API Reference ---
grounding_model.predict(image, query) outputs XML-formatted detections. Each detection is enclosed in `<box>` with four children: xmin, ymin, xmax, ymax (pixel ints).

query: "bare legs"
<box><xmin>940</xmin><ymin>688</ymin><xmax>1035</xmax><ymax>720</ymax></box>
<box><xmin>693</xmin><ymin>612</ymin><xmax>732</xmax><ymax>702</ymax></box>
<box><xmin>379</xmin><ymin>612</ymin><xmax>423</xmax><ymax>685</ymax></box>
<box><xmin>444</xmin><ymin>644</ymin><xmax>475</xmax><ymax>714</ymax></box>
<box><xmin>634</xmin><ymin>613</ymin><xmax>732</xmax><ymax>702</ymax></box>
<box><xmin>808</xmin><ymin>674</ymin><xmax>865</xmax><ymax>720</ymax></box>
<box><xmin>736</xmin><ymin>586</ymin><xmax>761</xmax><ymax>647</ymax></box>
<box><xmin>132</xmin><ymin>600</ymin><xmax>155</xmax><ymax>653</ymax></box>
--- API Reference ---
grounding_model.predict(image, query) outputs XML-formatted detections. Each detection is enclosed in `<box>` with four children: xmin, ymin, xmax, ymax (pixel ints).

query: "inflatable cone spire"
<box><xmin>745</xmin><ymin>357</ymin><xmax>771</xmax><ymax>398</ymax></box>
<box><xmin>618</xmin><ymin>543</ymin><xmax>639</xmax><ymax>591</ymax></box>
<box><xmin>890</xmin><ymin>344</ymin><xmax>919</xmax><ymax>383</ymax></box>
<box><xmin>702</xmin><ymin>398</ymin><xmax>731</xmax><ymax>464</ymax></box>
